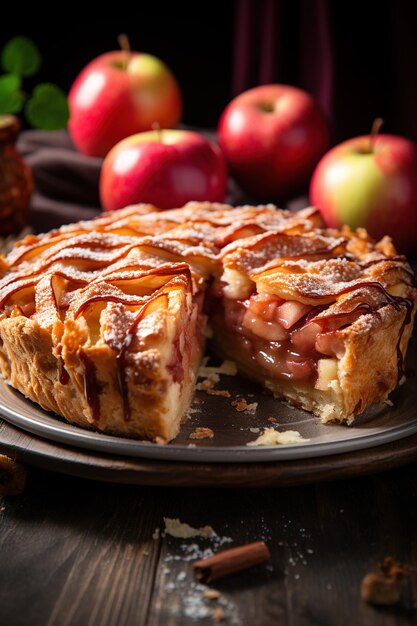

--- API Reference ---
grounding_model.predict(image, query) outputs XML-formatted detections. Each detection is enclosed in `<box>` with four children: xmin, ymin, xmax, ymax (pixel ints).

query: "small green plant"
<box><xmin>0</xmin><ymin>36</ymin><xmax>69</xmax><ymax>130</ymax></box>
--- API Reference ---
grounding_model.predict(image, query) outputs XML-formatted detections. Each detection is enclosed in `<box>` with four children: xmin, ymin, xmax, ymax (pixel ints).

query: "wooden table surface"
<box><xmin>1</xmin><ymin>455</ymin><xmax>417</xmax><ymax>626</ymax></box>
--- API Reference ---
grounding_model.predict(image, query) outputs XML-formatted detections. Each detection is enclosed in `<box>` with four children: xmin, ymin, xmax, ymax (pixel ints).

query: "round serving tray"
<box><xmin>0</xmin><ymin>341</ymin><xmax>416</xmax><ymax>484</ymax></box>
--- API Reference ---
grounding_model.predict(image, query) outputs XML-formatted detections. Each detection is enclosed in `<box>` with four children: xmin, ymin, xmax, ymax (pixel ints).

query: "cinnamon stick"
<box><xmin>193</xmin><ymin>541</ymin><xmax>271</xmax><ymax>582</ymax></box>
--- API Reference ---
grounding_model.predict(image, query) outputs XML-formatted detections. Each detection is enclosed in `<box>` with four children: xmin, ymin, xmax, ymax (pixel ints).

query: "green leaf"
<box><xmin>0</xmin><ymin>74</ymin><xmax>24</xmax><ymax>114</ymax></box>
<box><xmin>25</xmin><ymin>83</ymin><xmax>69</xmax><ymax>131</ymax></box>
<box><xmin>1</xmin><ymin>36</ymin><xmax>42</xmax><ymax>77</ymax></box>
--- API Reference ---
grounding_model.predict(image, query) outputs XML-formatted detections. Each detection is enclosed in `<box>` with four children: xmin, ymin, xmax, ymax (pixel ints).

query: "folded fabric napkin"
<box><xmin>17</xmin><ymin>130</ymin><xmax>309</xmax><ymax>235</ymax></box>
<box><xmin>17</xmin><ymin>130</ymin><xmax>101</xmax><ymax>233</ymax></box>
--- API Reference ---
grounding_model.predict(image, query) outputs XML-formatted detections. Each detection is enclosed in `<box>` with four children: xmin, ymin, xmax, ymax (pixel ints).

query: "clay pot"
<box><xmin>0</xmin><ymin>115</ymin><xmax>33</xmax><ymax>236</ymax></box>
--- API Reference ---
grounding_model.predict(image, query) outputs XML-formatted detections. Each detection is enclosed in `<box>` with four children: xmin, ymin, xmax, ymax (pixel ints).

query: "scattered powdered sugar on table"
<box><xmin>162</xmin><ymin>565</ymin><xmax>239</xmax><ymax>623</ymax></box>
<box><xmin>182</xmin><ymin>581</ymin><xmax>238</xmax><ymax>622</ymax></box>
<box><xmin>157</xmin><ymin>519</ymin><xmax>239</xmax><ymax>623</ymax></box>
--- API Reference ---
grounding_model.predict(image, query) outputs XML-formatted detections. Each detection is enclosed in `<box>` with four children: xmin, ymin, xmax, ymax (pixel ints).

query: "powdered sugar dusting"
<box><xmin>159</xmin><ymin>521</ymin><xmax>239</xmax><ymax>623</ymax></box>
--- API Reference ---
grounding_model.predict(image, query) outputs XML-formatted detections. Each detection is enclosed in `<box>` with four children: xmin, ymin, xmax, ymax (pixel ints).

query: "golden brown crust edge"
<box><xmin>0</xmin><ymin>300</ymin><xmax>204</xmax><ymax>443</ymax></box>
<box><xmin>337</xmin><ymin>300</ymin><xmax>416</xmax><ymax>421</ymax></box>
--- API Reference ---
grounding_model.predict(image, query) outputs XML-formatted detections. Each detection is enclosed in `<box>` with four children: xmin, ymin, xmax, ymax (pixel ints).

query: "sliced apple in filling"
<box><xmin>218</xmin><ymin>291</ymin><xmax>343</xmax><ymax>384</ymax></box>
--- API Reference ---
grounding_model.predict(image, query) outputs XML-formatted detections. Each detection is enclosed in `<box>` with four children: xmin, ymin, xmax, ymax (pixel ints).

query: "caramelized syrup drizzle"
<box><xmin>116</xmin><ymin>291</ymin><xmax>166</xmax><ymax>422</ymax></box>
<box><xmin>79</xmin><ymin>351</ymin><xmax>101</xmax><ymax>421</ymax></box>
<box><xmin>57</xmin><ymin>357</ymin><xmax>69</xmax><ymax>385</ymax></box>
<box><xmin>302</xmin><ymin>281</ymin><xmax>413</xmax><ymax>383</ymax></box>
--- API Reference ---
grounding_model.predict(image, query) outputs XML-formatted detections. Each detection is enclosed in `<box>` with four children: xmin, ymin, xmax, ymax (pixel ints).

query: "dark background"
<box><xmin>2</xmin><ymin>0</ymin><xmax>417</xmax><ymax>144</ymax></box>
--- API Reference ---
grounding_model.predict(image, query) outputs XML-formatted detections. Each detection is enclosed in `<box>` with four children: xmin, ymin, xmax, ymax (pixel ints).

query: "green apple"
<box><xmin>310</xmin><ymin>133</ymin><xmax>417</xmax><ymax>252</ymax></box>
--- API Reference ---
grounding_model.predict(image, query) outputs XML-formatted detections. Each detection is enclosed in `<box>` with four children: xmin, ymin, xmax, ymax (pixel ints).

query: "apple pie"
<box><xmin>0</xmin><ymin>202</ymin><xmax>415</xmax><ymax>441</ymax></box>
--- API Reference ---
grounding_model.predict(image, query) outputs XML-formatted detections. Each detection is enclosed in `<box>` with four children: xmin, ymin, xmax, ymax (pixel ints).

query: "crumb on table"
<box><xmin>212</xmin><ymin>606</ymin><xmax>226</xmax><ymax>621</ymax></box>
<box><xmin>360</xmin><ymin>557</ymin><xmax>413</xmax><ymax>605</ymax></box>
<box><xmin>163</xmin><ymin>517</ymin><xmax>216</xmax><ymax>539</ymax></box>
<box><xmin>203</xmin><ymin>589</ymin><xmax>221</xmax><ymax>600</ymax></box>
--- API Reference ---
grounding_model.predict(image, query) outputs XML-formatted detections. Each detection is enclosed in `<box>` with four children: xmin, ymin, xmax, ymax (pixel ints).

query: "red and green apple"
<box><xmin>218</xmin><ymin>84</ymin><xmax>330</xmax><ymax>200</ymax></box>
<box><xmin>68</xmin><ymin>51</ymin><xmax>182</xmax><ymax>158</ymax></box>
<box><xmin>100</xmin><ymin>129</ymin><xmax>227</xmax><ymax>211</ymax></box>
<box><xmin>310</xmin><ymin>133</ymin><xmax>417</xmax><ymax>253</ymax></box>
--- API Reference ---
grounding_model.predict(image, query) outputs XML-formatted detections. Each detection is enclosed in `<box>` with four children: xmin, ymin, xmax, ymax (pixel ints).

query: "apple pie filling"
<box><xmin>215</xmin><ymin>290</ymin><xmax>363</xmax><ymax>389</ymax></box>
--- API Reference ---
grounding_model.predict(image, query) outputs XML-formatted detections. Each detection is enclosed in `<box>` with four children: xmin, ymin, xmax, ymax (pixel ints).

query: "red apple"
<box><xmin>310</xmin><ymin>134</ymin><xmax>417</xmax><ymax>253</ymax></box>
<box><xmin>217</xmin><ymin>84</ymin><xmax>329</xmax><ymax>200</ymax></box>
<box><xmin>100</xmin><ymin>129</ymin><xmax>227</xmax><ymax>211</ymax></box>
<box><xmin>68</xmin><ymin>51</ymin><xmax>182</xmax><ymax>157</ymax></box>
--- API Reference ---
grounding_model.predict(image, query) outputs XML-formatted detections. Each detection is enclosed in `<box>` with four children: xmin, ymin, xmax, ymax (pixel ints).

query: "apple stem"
<box><xmin>117</xmin><ymin>33</ymin><xmax>131</xmax><ymax>71</ymax></box>
<box><xmin>369</xmin><ymin>117</ymin><xmax>384</xmax><ymax>152</ymax></box>
<box><xmin>152</xmin><ymin>121</ymin><xmax>162</xmax><ymax>142</ymax></box>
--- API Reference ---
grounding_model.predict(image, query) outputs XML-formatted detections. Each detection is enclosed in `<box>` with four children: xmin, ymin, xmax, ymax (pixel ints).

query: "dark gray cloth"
<box><xmin>17</xmin><ymin>130</ymin><xmax>309</xmax><ymax>234</ymax></box>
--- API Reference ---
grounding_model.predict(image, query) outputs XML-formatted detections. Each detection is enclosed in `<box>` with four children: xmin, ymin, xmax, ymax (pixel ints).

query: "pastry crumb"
<box><xmin>249</xmin><ymin>427</ymin><xmax>260</xmax><ymax>433</ymax></box>
<box><xmin>232</xmin><ymin>399</ymin><xmax>246</xmax><ymax>412</ymax></box>
<box><xmin>232</xmin><ymin>398</ymin><xmax>258</xmax><ymax>414</ymax></box>
<box><xmin>247</xmin><ymin>427</ymin><xmax>309</xmax><ymax>446</ymax></box>
<box><xmin>189</xmin><ymin>427</ymin><xmax>214</xmax><ymax>440</ymax></box>
<box><xmin>267</xmin><ymin>416</ymin><xmax>278</xmax><ymax>424</ymax></box>
<box><xmin>163</xmin><ymin>517</ymin><xmax>216</xmax><ymax>539</ymax></box>
<box><xmin>152</xmin><ymin>528</ymin><xmax>160</xmax><ymax>540</ymax></box>
<box><xmin>207</xmin><ymin>389</ymin><xmax>231</xmax><ymax>397</ymax></box>
<box><xmin>360</xmin><ymin>557</ymin><xmax>413</xmax><ymax>605</ymax></box>
<box><xmin>212</xmin><ymin>607</ymin><xmax>226</xmax><ymax>621</ymax></box>
<box><xmin>384</xmin><ymin>399</ymin><xmax>394</xmax><ymax>407</ymax></box>
<box><xmin>196</xmin><ymin>374</ymin><xmax>230</xmax><ymax>397</ymax></box>
<box><xmin>196</xmin><ymin>376</ymin><xmax>217</xmax><ymax>391</ymax></box>
<box><xmin>203</xmin><ymin>589</ymin><xmax>221</xmax><ymax>600</ymax></box>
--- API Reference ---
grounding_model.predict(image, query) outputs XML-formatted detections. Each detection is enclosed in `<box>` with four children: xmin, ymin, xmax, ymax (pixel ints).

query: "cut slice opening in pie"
<box><xmin>0</xmin><ymin>202</ymin><xmax>415</xmax><ymax>441</ymax></box>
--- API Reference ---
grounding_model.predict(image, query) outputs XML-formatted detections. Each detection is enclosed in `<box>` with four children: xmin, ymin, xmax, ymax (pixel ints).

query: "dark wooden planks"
<box><xmin>1</xmin><ymin>453</ymin><xmax>417</xmax><ymax>624</ymax></box>
<box><xmin>0</xmin><ymin>464</ymin><xmax>417</xmax><ymax>626</ymax></box>
<box><xmin>0</xmin><ymin>470</ymin><xmax>163</xmax><ymax>626</ymax></box>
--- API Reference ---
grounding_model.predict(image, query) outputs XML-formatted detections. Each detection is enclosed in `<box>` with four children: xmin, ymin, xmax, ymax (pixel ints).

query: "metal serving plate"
<box><xmin>0</xmin><ymin>342</ymin><xmax>415</xmax><ymax>463</ymax></box>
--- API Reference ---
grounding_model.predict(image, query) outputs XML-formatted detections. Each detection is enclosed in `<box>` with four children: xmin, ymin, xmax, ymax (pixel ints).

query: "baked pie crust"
<box><xmin>0</xmin><ymin>202</ymin><xmax>415</xmax><ymax>441</ymax></box>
